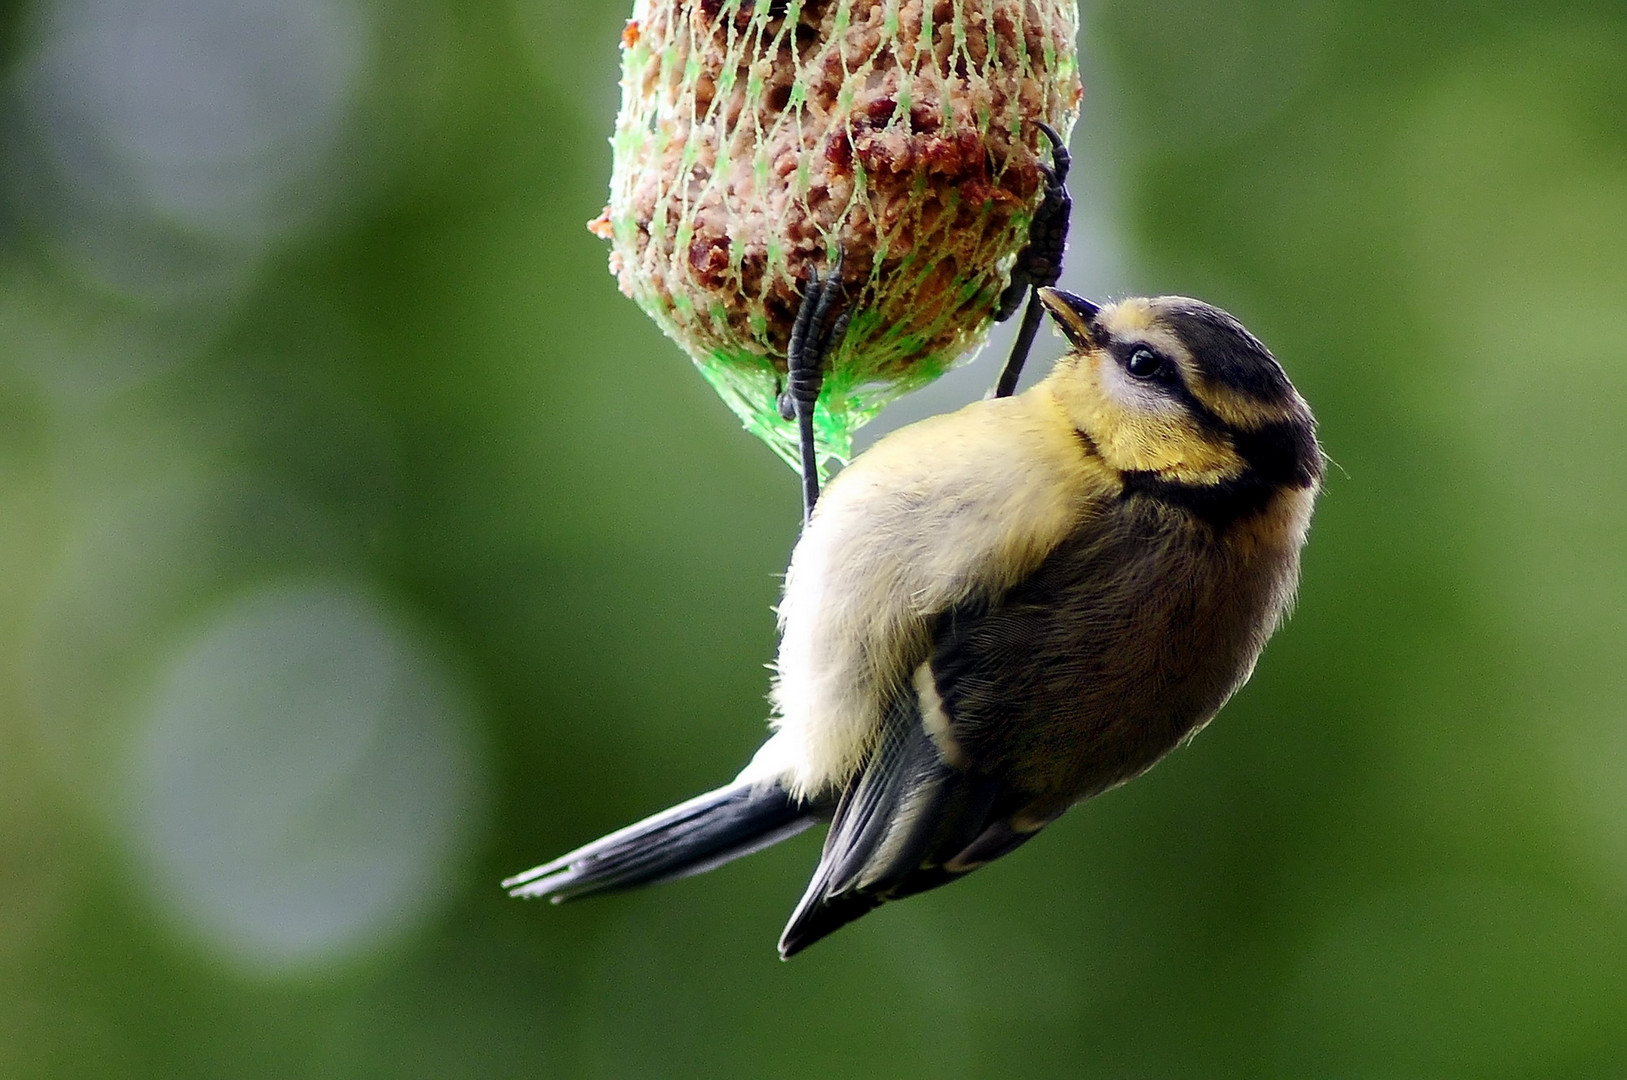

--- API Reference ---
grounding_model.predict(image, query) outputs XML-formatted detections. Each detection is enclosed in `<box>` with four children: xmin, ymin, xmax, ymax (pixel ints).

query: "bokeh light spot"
<box><xmin>5</xmin><ymin>0</ymin><xmax>372</xmax><ymax>300</ymax></box>
<box><xmin>126</xmin><ymin>577</ymin><xmax>484</xmax><ymax>975</ymax></box>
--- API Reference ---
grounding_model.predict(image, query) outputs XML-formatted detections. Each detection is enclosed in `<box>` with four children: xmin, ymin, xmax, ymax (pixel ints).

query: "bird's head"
<box><xmin>1037</xmin><ymin>289</ymin><xmax>1321</xmax><ymax>508</ymax></box>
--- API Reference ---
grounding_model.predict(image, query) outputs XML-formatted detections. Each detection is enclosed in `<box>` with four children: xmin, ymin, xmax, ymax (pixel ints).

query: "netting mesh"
<box><xmin>592</xmin><ymin>0</ymin><xmax>1081</xmax><ymax>471</ymax></box>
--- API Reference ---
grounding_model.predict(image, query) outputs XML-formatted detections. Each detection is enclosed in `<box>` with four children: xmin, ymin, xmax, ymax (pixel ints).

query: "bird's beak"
<box><xmin>1038</xmin><ymin>288</ymin><xmax>1100</xmax><ymax>350</ymax></box>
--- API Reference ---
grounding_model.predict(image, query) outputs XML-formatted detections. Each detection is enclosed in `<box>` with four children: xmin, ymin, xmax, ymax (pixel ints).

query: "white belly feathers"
<box><xmin>739</xmin><ymin>388</ymin><xmax>1100</xmax><ymax>799</ymax></box>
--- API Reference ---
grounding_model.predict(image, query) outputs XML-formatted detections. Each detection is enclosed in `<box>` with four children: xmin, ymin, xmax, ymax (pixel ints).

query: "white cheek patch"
<box><xmin>1097</xmin><ymin>354</ymin><xmax>1183</xmax><ymax>416</ymax></box>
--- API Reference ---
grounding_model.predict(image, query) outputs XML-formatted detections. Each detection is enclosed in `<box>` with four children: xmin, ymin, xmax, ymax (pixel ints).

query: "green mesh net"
<box><xmin>592</xmin><ymin>0</ymin><xmax>1081</xmax><ymax>472</ymax></box>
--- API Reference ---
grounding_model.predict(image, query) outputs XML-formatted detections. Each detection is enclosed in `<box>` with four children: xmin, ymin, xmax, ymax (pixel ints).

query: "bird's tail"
<box><xmin>503</xmin><ymin>780</ymin><xmax>817</xmax><ymax>903</ymax></box>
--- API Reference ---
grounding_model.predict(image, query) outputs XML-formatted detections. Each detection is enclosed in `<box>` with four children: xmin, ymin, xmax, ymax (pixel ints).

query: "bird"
<box><xmin>505</xmin><ymin>288</ymin><xmax>1322</xmax><ymax>959</ymax></box>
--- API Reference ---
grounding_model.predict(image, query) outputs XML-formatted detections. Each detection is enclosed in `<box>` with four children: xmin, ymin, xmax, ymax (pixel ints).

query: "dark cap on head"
<box><xmin>1150</xmin><ymin>298</ymin><xmax>1298</xmax><ymax>412</ymax></box>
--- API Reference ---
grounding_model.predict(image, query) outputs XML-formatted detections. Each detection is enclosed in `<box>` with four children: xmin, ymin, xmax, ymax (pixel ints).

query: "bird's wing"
<box><xmin>778</xmin><ymin>514</ymin><xmax>1201</xmax><ymax>958</ymax></box>
<box><xmin>777</xmin><ymin>685</ymin><xmax>1018</xmax><ymax>958</ymax></box>
<box><xmin>927</xmin><ymin>515</ymin><xmax>1214</xmax><ymax>804</ymax></box>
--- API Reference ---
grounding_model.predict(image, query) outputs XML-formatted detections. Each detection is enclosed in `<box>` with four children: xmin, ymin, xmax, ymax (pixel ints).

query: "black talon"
<box><xmin>779</xmin><ymin>249</ymin><xmax>850</xmax><ymax>524</ymax></box>
<box><xmin>991</xmin><ymin>122</ymin><xmax>1072</xmax><ymax>398</ymax></box>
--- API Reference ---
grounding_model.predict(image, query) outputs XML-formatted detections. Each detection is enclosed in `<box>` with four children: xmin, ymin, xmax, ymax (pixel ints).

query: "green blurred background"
<box><xmin>3</xmin><ymin>0</ymin><xmax>1626</xmax><ymax>1075</ymax></box>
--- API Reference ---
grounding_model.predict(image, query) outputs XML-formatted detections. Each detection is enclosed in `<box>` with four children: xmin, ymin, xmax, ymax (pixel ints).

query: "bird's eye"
<box><xmin>1125</xmin><ymin>348</ymin><xmax>1165</xmax><ymax>379</ymax></box>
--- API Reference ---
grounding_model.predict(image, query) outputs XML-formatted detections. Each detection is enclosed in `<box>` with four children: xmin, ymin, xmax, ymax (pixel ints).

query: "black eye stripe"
<box><xmin>1110</xmin><ymin>342</ymin><xmax>1181</xmax><ymax>388</ymax></box>
<box><xmin>1107</xmin><ymin>341</ymin><xmax>1230</xmax><ymax>435</ymax></box>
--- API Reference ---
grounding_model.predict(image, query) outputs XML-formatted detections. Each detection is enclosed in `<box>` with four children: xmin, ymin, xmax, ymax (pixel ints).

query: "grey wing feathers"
<box><xmin>777</xmin><ymin>693</ymin><xmax>1022</xmax><ymax>958</ymax></box>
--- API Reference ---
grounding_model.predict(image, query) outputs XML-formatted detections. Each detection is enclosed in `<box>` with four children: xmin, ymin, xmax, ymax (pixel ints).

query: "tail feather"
<box><xmin>504</xmin><ymin>781</ymin><xmax>816</xmax><ymax>903</ymax></box>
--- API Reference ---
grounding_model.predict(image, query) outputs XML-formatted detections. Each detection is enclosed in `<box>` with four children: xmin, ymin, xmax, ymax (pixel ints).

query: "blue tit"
<box><xmin>506</xmin><ymin>289</ymin><xmax>1322</xmax><ymax>958</ymax></box>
